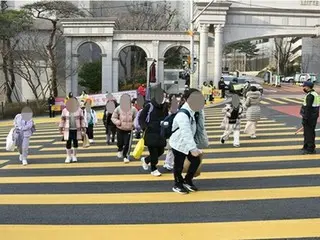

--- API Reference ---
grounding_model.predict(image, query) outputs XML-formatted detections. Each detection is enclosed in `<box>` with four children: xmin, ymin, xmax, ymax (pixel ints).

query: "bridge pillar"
<box><xmin>199</xmin><ymin>24</ymin><xmax>209</xmax><ymax>88</ymax></box>
<box><xmin>214</xmin><ymin>24</ymin><xmax>224</xmax><ymax>88</ymax></box>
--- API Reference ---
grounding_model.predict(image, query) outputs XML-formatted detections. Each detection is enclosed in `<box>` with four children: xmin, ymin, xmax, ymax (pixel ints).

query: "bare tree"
<box><xmin>274</xmin><ymin>38</ymin><xmax>293</xmax><ymax>75</ymax></box>
<box><xmin>22</xmin><ymin>1</ymin><xmax>85</xmax><ymax>97</ymax></box>
<box><xmin>117</xmin><ymin>1</ymin><xmax>178</xmax><ymax>31</ymax></box>
<box><xmin>11</xmin><ymin>28</ymin><xmax>79</xmax><ymax>103</ymax></box>
<box><xmin>0</xmin><ymin>9</ymin><xmax>32</xmax><ymax>102</ymax></box>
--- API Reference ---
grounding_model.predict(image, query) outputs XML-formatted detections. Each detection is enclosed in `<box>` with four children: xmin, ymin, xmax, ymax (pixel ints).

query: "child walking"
<box><xmin>14</xmin><ymin>110</ymin><xmax>36</xmax><ymax>166</ymax></box>
<box><xmin>111</xmin><ymin>94</ymin><xmax>137</xmax><ymax>163</ymax></box>
<box><xmin>84</xmin><ymin>100</ymin><xmax>97</xmax><ymax>144</ymax></box>
<box><xmin>103</xmin><ymin>99</ymin><xmax>118</xmax><ymax>145</ymax></box>
<box><xmin>59</xmin><ymin>98</ymin><xmax>86</xmax><ymax>163</ymax></box>
<box><xmin>220</xmin><ymin>95</ymin><xmax>244</xmax><ymax>147</ymax></box>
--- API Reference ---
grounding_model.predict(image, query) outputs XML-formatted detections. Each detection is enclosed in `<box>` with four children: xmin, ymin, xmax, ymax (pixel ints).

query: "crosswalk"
<box><xmin>260</xmin><ymin>97</ymin><xmax>303</xmax><ymax>105</ymax></box>
<box><xmin>1</xmin><ymin>107</ymin><xmax>320</xmax><ymax>240</ymax></box>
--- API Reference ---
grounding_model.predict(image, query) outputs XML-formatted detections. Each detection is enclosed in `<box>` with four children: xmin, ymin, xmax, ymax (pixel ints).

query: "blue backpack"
<box><xmin>160</xmin><ymin>109</ymin><xmax>198</xmax><ymax>139</ymax></box>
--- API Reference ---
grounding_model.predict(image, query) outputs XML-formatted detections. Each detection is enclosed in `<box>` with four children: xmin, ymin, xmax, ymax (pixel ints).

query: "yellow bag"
<box><xmin>132</xmin><ymin>137</ymin><xmax>145</xmax><ymax>159</ymax></box>
<box><xmin>82</xmin><ymin>133</ymin><xmax>90</xmax><ymax>148</ymax></box>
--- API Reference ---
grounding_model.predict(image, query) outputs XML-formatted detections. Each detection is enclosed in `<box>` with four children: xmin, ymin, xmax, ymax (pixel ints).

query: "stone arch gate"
<box><xmin>62</xmin><ymin>1</ymin><xmax>320</xmax><ymax>95</ymax></box>
<box><xmin>61</xmin><ymin>18</ymin><xmax>199</xmax><ymax>96</ymax></box>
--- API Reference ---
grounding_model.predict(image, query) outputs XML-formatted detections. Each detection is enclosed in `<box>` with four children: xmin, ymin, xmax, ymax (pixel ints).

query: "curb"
<box><xmin>204</xmin><ymin>98</ymin><xmax>231</xmax><ymax>109</ymax></box>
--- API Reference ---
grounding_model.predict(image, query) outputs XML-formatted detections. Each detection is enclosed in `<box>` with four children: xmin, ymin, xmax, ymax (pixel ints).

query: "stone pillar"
<box><xmin>71</xmin><ymin>53</ymin><xmax>79</xmax><ymax>96</ymax></box>
<box><xmin>214</xmin><ymin>24</ymin><xmax>224</xmax><ymax>88</ymax></box>
<box><xmin>158</xmin><ymin>58</ymin><xmax>165</xmax><ymax>87</ymax></box>
<box><xmin>112</xmin><ymin>58</ymin><xmax>119</xmax><ymax>92</ymax></box>
<box><xmin>101</xmin><ymin>38</ymin><xmax>113</xmax><ymax>94</ymax></box>
<box><xmin>199</xmin><ymin>24</ymin><xmax>209</xmax><ymax>88</ymax></box>
<box><xmin>65</xmin><ymin>38</ymin><xmax>72</xmax><ymax>96</ymax></box>
<box><xmin>146</xmin><ymin>57</ymin><xmax>154</xmax><ymax>86</ymax></box>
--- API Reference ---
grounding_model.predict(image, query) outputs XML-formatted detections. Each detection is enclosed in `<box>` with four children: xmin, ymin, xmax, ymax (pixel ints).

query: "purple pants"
<box><xmin>16</xmin><ymin>132</ymin><xmax>30</xmax><ymax>160</ymax></box>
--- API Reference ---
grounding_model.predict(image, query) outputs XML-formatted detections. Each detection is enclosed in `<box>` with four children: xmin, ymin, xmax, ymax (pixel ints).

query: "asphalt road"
<box><xmin>1</xmin><ymin>97</ymin><xmax>320</xmax><ymax>240</ymax></box>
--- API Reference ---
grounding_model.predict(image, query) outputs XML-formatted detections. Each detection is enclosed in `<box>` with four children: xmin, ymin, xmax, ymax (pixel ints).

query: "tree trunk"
<box><xmin>47</xmin><ymin>21</ymin><xmax>58</xmax><ymax>97</ymax></box>
<box><xmin>6</xmin><ymin>40</ymin><xmax>20</xmax><ymax>102</ymax></box>
<box><xmin>1</xmin><ymin>39</ymin><xmax>14</xmax><ymax>103</ymax></box>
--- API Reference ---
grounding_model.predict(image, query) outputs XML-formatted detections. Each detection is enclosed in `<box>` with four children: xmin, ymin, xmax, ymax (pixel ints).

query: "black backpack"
<box><xmin>160</xmin><ymin>109</ymin><xmax>199</xmax><ymax>139</ymax></box>
<box><xmin>229</xmin><ymin>108</ymin><xmax>240</xmax><ymax>124</ymax></box>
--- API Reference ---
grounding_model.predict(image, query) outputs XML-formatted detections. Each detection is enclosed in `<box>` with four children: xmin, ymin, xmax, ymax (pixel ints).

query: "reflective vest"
<box><xmin>303</xmin><ymin>91</ymin><xmax>320</xmax><ymax>107</ymax></box>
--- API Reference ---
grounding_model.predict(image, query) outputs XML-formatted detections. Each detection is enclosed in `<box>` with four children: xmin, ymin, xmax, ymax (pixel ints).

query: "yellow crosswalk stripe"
<box><xmin>2</xmin><ymin>219</ymin><xmax>320</xmax><ymax>240</ymax></box>
<box><xmin>0</xmin><ymin>126</ymin><xmax>294</xmax><ymax>140</ymax></box>
<box><xmin>1</xmin><ymin>167</ymin><xmax>320</xmax><ymax>184</ymax></box>
<box><xmin>206</xmin><ymin>127</ymin><xmax>296</xmax><ymax>133</ymax></box>
<box><xmin>0</xmin><ymin>139</ymin><xmax>53</xmax><ymax>145</ymax></box>
<box><xmin>265</xmin><ymin>98</ymin><xmax>287</xmax><ymax>104</ymax></box>
<box><xmin>0</xmin><ymin>123</ymin><xmax>285</xmax><ymax>136</ymax></box>
<box><xmin>1</xmin><ymin>106</ymin><xmax>319</xmax><ymax>236</ymax></box>
<box><xmin>0</xmin><ymin>186</ymin><xmax>319</xmax><ymax>205</ymax></box>
<box><xmin>283</xmin><ymin>98</ymin><xmax>303</xmax><ymax>104</ymax></box>
<box><xmin>48</xmin><ymin>136</ymin><xmax>312</xmax><ymax>146</ymax></box>
<box><xmin>3</xmin><ymin>154</ymin><xmax>319</xmax><ymax>170</ymax></box>
<box><xmin>38</xmin><ymin>144</ymin><xmax>302</xmax><ymax>153</ymax></box>
<box><xmin>0</xmin><ymin>160</ymin><xmax>9</xmax><ymax>166</ymax></box>
<box><xmin>260</xmin><ymin>100</ymin><xmax>270</xmax><ymax>105</ymax></box>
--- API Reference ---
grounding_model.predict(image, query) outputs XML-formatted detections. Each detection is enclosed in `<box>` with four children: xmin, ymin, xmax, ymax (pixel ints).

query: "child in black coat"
<box><xmin>103</xmin><ymin>100</ymin><xmax>117</xmax><ymax>145</ymax></box>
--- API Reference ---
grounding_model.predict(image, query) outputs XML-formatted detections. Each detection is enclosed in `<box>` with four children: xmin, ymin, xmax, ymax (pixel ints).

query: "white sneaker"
<box><xmin>72</xmin><ymin>155</ymin><xmax>78</xmax><ymax>162</ymax></box>
<box><xmin>65</xmin><ymin>156</ymin><xmax>71</xmax><ymax>163</ymax></box>
<box><xmin>89</xmin><ymin>139</ymin><xmax>94</xmax><ymax>143</ymax></box>
<box><xmin>151</xmin><ymin>169</ymin><xmax>162</xmax><ymax>177</ymax></box>
<box><xmin>22</xmin><ymin>160</ymin><xmax>28</xmax><ymax>166</ymax></box>
<box><xmin>233</xmin><ymin>144</ymin><xmax>240</xmax><ymax>147</ymax></box>
<box><xmin>141</xmin><ymin>157</ymin><xmax>149</xmax><ymax>170</ymax></box>
<box><xmin>163</xmin><ymin>164</ymin><xmax>173</xmax><ymax>171</ymax></box>
<box><xmin>117</xmin><ymin>151</ymin><xmax>123</xmax><ymax>158</ymax></box>
<box><xmin>19</xmin><ymin>155</ymin><xmax>23</xmax><ymax>162</ymax></box>
<box><xmin>123</xmin><ymin>158</ymin><xmax>130</xmax><ymax>163</ymax></box>
<box><xmin>251</xmin><ymin>135</ymin><xmax>257</xmax><ymax>139</ymax></box>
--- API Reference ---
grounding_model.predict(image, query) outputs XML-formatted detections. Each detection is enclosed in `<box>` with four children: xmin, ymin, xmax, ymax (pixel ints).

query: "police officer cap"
<box><xmin>303</xmin><ymin>81</ymin><xmax>314</xmax><ymax>88</ymax></box>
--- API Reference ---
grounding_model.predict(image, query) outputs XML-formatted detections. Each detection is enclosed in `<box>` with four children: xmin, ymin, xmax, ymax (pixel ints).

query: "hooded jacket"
<box><xmin>139</xmin><ymin>99</ymin><xmax>168</xmax><ymax>147</ymax></box>
<box><xmin>245</xmin><ymin>91</ymin><xmax>261</xmax><ymax>121</ymax></box>
<box><xmin>111</xmin><ymin>106</ymin><xmax>137</xmax><ymax>131</ymax></box>
<box><xmin>169</xmin><ymin>102</ymin><xmax>208</xmax><ymax>155</ymax></box>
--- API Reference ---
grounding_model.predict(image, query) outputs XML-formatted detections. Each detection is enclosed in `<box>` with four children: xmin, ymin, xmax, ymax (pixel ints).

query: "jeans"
<box><xmin>86</xmin><ymin>124</ymin><xmax>94</xmax><ymax>140</ymax></box>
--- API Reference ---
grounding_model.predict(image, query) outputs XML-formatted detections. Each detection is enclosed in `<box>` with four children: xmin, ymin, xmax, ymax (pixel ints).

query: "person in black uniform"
<box><xmin>48</xmin><ymin>94</ymin><xmax>55</xmax><ymax>118</ymax></box>
<box><xmin>218</xmin><ymin>77</ymin><xmax>226</xmax><ymax>99</ymax></box>
<box><xmin>300</xmin><ymin>81</ymin><xmax>319</xmax><ymax>154</ymax></box>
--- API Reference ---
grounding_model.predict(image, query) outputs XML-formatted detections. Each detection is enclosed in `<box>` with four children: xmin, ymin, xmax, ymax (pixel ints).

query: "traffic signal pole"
<box><xmin>189</xmin><ymin>0</ymin><xmax>195</xmax><ymax>88</ymax></box>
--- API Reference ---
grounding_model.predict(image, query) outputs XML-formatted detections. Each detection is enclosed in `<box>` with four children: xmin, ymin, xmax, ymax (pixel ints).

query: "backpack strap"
<box><xmin>171</xmin><ymin>109</ymin><xmax>193</xmax><ymax>135</ymax></box>
<box><xmin>146</xmin><ymin>103</ymin><xmax>154</xmax><ymax>123</ymax></box>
